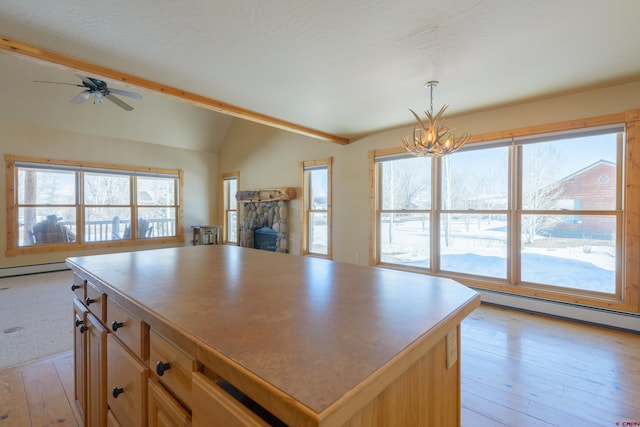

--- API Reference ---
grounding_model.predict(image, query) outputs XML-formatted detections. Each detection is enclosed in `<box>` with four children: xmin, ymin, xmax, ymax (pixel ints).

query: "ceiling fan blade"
<box><xmin>75</xmin><ymin>73</ymin><xmax>98</xmax><ymax>90</ymax></box>
<box><xmin>70</xmin><ymin>90</ymin><xmax>91</xmax><ymax>104</ymax></box>
<box><xmin>105</xmin><ymin>94</ymin><xmax>134</xmax><ymax>111</ymax></box>
<box><xmin>108</xmin><ymin>88</ymin><xmax>142</xmax><ymax>100</ymax></box>
<box><xmin>33</xmin><ymin>80</ymin><xmax>81</xmax><ymax>87</ymax></box>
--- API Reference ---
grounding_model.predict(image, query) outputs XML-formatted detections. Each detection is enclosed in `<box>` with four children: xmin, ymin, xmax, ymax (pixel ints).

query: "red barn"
<box><xmin>549</xmin><ymin>160</ymin><xmax>616</xmax><ymax>240</ymax></box>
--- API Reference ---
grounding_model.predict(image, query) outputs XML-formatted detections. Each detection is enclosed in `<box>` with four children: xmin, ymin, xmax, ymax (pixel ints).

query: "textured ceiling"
<box><xmin>1</xmin><ymin>0</ymin><xmax>640</xmax><ymax>142</ymax></box>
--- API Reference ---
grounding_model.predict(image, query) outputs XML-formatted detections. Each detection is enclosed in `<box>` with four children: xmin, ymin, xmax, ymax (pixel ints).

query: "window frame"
<box><xmin>374</xmin><ymin>153</ymin><xmax>432</xmax><ymax>270</ymax></box>
<box><xmin>6</xmin><ymin>155</ymin><xmax>184</xmax><ymax>255</ymax></box>
<box><xmin>221</xmin><ymin>172</ymin><xmax>239</xmax><ymax>244</ymax></box>
<box><xmin>301</xmin><ymin>157</ymin><xmax>332</xmax><ymax>259</ymax></box>
<box><xmin>369</xmin><ymin>110</ymin><xmax>640</xmax><ymax>312</ymax></box>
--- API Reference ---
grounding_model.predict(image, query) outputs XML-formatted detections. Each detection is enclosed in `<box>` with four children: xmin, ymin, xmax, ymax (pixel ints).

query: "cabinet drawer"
<box><xmin>71</xmin><ymin>273</ymin><xmax>86</xmax><ymax>300</ymax></box>
<box><xmin>149</xmin><ymin>379</ymin><xmax>192</xmax><ymax>427</ymax></box>
<box><xmin>150</xmin><ymin>330</ymin><xmax>193</xmax><ymax>409</ymax></box>
<box><xmin>107</xmin><ymin>334</ymin><xmax>148</xmax><ymax>427</ymax></box>
<box><xmin>85</xmin><ymin>281</ymin><xmax>106</xmax><ymax>322</ymax></box>
<box><xmin>192</xmin><ymin>372</ymin><xmax>269</xmax><ymax>427</ymax></box>
<box><xmin>107</xmin><ymin>297</ymin><xmax>147</xmax><ymax>360</ymax></box>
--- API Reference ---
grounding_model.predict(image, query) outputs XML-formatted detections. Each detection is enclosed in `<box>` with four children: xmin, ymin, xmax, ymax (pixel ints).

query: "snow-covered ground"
<box><xmin>377</xmin><ymin>218</ymin><xmax>616</xmax><ymax>294</ymax></box>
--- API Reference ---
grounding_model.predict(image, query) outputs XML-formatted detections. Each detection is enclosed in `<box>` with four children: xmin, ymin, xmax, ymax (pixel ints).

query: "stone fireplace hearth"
<box><xmin>236</xmin><ymin>188</ymin><xmax>296</xmax><ymax>253</ymax></box>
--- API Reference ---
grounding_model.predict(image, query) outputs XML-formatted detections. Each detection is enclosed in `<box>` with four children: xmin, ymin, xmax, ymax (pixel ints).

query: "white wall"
<box><xmin>0</xmin><ymin>53</ymin><xmax>233</xmax><ymax>152</ymax></box>
<box><xmin>0</xmin><ymin>122</ymin><xmax>218</xmax><ymax>268</ymax></box>
<box><xmin>220</xmin><ymin>80</ymin><xmax>640</xmax><ymax>265</ymax></box>
<box><xmin>0</xmin><ymin>52</ymin><xmax>226</xmax><ymax>269</ymax></box>
<box><xmin>218</xmin><ymin>79</ymin><xmax>640</xmax><ymax>324</ymax></box>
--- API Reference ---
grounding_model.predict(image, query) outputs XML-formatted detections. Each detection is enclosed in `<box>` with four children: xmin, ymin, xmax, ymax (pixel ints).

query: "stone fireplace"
<box><xmin>236</xmin><ymin>188</ymin><xmax>297</xmax><ymax>253</ymax></box>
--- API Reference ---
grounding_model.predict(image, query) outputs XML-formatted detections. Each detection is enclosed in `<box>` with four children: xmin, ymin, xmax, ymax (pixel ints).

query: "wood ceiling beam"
<box><xmin>0</xmin><ymin>36</ymin><xmax>350</xmax><ymax>145</ymax></box>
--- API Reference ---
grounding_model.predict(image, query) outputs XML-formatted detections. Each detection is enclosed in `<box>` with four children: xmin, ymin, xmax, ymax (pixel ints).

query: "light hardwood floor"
<box><xmin>1</xmin><ymin>304</ymin><xmax>638</xmax><ymax>427</ymax></box>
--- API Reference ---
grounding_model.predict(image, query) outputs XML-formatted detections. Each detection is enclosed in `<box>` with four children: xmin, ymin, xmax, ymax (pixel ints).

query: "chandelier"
<box><xmin>400</xmin><ymin>81</ymin><xmax>470</xmax><ymax>157</ymax></box>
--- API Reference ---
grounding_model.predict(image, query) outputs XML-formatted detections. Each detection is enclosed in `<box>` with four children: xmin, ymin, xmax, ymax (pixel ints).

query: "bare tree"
<box><xmin>381</xmin><ymin>157</ymin><xmax>430</xmax><ymax>243</ymax></box>
<box><xmin>522</xmin><ymin>143</ymin><xmax>563</xmax><ymax>244</ymax></box>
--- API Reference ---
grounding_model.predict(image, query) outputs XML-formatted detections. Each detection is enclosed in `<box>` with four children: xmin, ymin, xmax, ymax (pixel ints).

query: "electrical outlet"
<box><xmin>446</xmin><ymin>329</ymin><xmax>457</xmax><ymax>369</ymax></box>
<box><xmin>355</xmin><ymin>253</ymin><xmax>360</xmax><ymax>262</ymax></box>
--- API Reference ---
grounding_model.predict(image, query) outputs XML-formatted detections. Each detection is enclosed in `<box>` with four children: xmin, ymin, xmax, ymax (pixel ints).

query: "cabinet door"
<box><xmin>149</xmin><ymin>379</ymin><xmax>191</xmax><ymax>427</ymax></box>
<box><xmin>87</xmin><ymin>313</ymin><xmax>108</xmax><ymax>427</ymax></box>
<box><xmin>73</xmin><ymin>299</ymin><xmax>88</xmax><ymax>424</ymax></box>
<box><xmin>107</xmin><ymin>334</ymin><xmax>148</xmax><ymax>427</ymax></box>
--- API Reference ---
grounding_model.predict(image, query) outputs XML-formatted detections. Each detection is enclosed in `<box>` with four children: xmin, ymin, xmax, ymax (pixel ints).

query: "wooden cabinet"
<box><xmin>148</xmin><ymin>379</ymin><xmax>191</xmax><ymax>427</ymax></box>
<box><xmin>107</xmin><ymin>296</ymin><xmax>148</xmax><ymax>359</ymax></box>
<box><xmin>107</xmin><ymin>409</ymin><xmax>122</xmax><ymax>427</ymax></box>
<box><xmin>85</xmin><ymin>281</ymin><xmax>106</xmax><ymax>323</ymax></box>
<box><xmin>72</xmin><ymin>276</ymin><xmax>151</xmax><ymax>427</ymax></box>
<box><xmin>72</xmin><ymin>273</ymin><xmax>86</xmax><ymax>300</ymax></box>
<box><xmin>192</xmin><ymin>372</ymin><xmax>270</xmax><ymax>427</ymax></box>
<box><xmin>69</xmin><ymin>246</ymin><xmax>480</xmax><ymax>427</ymax></box>
<box><xmin>107</xmin><ymin>334</ymin><xmax>148</xmax><ymax>427</ymax></box>
<box><xmin>149</xmin><ymin>330</ymin><xmax>193</xmax><ymax>409</ymax></box>
<box><xmin>86</xmin><ymin>312</ymin><xmax>107</xmax><ymax>427</ymax></box>
<box><xmin>73</xmin><ymin>299</ymin><xmax>88</xmax><ymax>424</ymax></box>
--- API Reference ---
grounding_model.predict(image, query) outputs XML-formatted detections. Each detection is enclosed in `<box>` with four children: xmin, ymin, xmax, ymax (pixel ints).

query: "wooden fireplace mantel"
<box><xmin>236</xmin><ymin>187</ymin><xmax>297</xmax><ymax>202</ymax></box>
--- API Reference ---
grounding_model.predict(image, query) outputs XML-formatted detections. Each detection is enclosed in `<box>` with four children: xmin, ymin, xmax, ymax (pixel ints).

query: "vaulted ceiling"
<box><xmin>2</xmin><ymin>0</ymin><xmax>640</xmax><ymax>147</ymax></box>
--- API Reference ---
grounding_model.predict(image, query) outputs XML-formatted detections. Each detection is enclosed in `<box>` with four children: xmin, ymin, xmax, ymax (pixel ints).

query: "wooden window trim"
<box><xmin>369</xmin><ymin>110</ymin><xmax>640</xmax><ymax>313</ymax></box>
<box><xmin>5</xmin><ymin>155</ymin><xmax>184</xmax><ymax>256</ymax></box>
<box><xmin>221</xmin><ymin>172</ymin><xmax>239</xmax><ymax>244</ymax></box>
<box><xmin>301</xmin><ymin>157</ymin><xmax>332</xmax><ymax>259</ymax></box>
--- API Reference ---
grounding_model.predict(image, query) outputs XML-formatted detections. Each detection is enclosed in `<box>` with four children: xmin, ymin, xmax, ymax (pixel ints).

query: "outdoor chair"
<box><xmin>32</xmin><ymin>215</ymin><xmax>75</xmax><ymax>244</ymax></box>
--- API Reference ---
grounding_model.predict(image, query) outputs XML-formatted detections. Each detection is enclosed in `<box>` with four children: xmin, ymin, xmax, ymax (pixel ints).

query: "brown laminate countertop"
<box><xmin>66</xmin><ymin>245</ymin><xmax>479</xmax><ymax>415</ymax></box>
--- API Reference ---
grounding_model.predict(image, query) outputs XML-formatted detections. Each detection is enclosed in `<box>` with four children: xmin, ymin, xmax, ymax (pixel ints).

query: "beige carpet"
<box><xmin>0</xmin><ymin>270</ymin><xmax>73</xmax><ymax>370</ymax></box>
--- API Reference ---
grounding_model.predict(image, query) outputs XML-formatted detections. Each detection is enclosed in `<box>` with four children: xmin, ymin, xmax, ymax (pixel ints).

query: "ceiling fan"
<box><xmin>34</xmin><ymin>74</ymin><xmax>142</xmax><ymax>111</ymax></box>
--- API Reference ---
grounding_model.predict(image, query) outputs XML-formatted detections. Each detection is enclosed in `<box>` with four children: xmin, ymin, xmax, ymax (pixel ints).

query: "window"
<box><xmin>371</xmin><ymin>121</ymin><xmax>627</xmax><ymax>308</ymax></box>
<box><xmin>301</xmin><ymin>158</ymin><xmax>332</xmax><ymax>258</ymax></box>
<box><xmin>519</xmin><ymin>131</ymin><xmax>620</xmax><ymax>294</ymax></box>
<box><xmin>222</xmin><ymin>172</ymin><xmax>239</xmax><ymax>244</ymax></box>
<box><xmin>376</xmin><ymin>155</ymin><xmax>431</xmax><ymax>267</ymax></box>
<box><xmin>441</xmin><ymin>146</ymin><xmax>509</xmax><ymax>279</ymax></box>
<box><xmin>7</xmin><ymin>155</ymin><xmax>183</xmax><ymax>254</ymax></box>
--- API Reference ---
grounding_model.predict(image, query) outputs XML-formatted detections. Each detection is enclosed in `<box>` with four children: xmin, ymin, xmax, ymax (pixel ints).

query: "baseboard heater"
<box><xmin>0</xmin><ymin>262</ymin><xmax>69</xmax><ymax>278</ymax></box>
<box><xmin>474</xmin><ymin>287</ymin><xmax>640</xmax><ymax>333</ymax></box>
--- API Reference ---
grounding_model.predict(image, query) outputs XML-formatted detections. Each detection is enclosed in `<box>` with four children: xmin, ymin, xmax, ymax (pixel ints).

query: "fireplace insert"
<box><xmin>254</xmin><ymin>226</ymin><xmax>277</xmax><ymax>252</ymax></box>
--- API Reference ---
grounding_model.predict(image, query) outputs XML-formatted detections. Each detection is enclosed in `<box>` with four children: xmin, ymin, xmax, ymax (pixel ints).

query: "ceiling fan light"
<box><xmin>94</xmin><ymin>92</ymin><xmax>104</xmax><ymax>104</ymax></box>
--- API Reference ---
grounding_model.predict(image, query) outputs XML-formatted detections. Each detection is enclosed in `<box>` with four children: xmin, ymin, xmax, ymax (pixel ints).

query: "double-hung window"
<box><xmin>7</xmin><ymin>155</ymin><xmax>183</xmax><ymax>254</ymax></box>
<box><xmin>518</xmin><ymin>128</ymin><xmax>621</xmax><ymax>295</ymax></box>
<box><xmin>222</xmin><ymin>172</ymin><xmax>239</xmax><ymax>244</ymax></box>
<box><xmin>375</xmin><ymin>154</ymin><xmax>431</xmax><ymax>268</ymax></box>
<box><xmin>371</xmin><ymin>120</ymin><xmax>626</xmax><ymax>308</ymax></box>
<box><xmin>440</xmin><ymin>145</ymin><xmax>509</xmax><ymax>279</ymax></box>
<box><xmin>301</xmin><ymin>157</ymin><xmax>332</xmax><ymax>258</ymax></box>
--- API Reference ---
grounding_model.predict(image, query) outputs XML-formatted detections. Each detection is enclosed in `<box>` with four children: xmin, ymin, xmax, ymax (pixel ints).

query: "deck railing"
<box><xmin>83</xmin><ymin>218</ymin><xmax>177</xmax><ymax>241</ymax></box>
<box><xmin>20</xmin><ymin>218</ymin><xmax>176</xmax><ymax>245</ymax></box>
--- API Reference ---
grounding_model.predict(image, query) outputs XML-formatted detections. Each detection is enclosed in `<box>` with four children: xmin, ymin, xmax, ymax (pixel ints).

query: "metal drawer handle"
<box><xmin>111</xmin><ymin>321</ymin><xmax>124</xmax><ymax>332</ymax></box>
<box><xmin>85</xmin><ymin>297</ymin><xmax>96</xmax><ymax>306</ymax></box>
<box><xmin>156</xmin><ymin>361</ymin><xmax>171</xmax><ymax>376</ymax></box>
<box><xmin>112</xmin><ymin>387</ymin><xmax>124</xmax><ymax>398</ymax></box>
<box><xmin>79</xmin><ymin>325</ymin><xmax>89</xmax><ymax>333</ymax></box>
<box><xmin>71</xmin><ymin>284</ymin><xmax>81</xmax><ymax>291</ymax></box>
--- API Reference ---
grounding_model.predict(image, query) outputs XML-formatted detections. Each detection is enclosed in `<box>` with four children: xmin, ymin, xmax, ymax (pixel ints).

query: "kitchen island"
<box><xmin>67</xmin><ymin>245</ymin><xmax>480</xmax><ymax>426</ymax></box>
